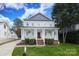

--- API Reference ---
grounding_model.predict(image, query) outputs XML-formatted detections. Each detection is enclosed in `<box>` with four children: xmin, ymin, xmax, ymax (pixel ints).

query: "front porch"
<box><xmin>21</xmin><ymin>27</ymin><xmax>59</xmax><ymax>45</ymax></box>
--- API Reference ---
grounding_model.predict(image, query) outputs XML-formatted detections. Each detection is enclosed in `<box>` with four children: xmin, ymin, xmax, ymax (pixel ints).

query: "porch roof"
<box><xmin>21</xmin><ymin>26</ymin><xmax>59</xmax><ymax>29</ymax></box>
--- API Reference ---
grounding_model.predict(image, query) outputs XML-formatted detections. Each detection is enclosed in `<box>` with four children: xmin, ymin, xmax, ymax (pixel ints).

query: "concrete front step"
<box><xmin>36</xmin><ymin>39</ymin><xmax>45</xmax><ymax>45</ymax></box>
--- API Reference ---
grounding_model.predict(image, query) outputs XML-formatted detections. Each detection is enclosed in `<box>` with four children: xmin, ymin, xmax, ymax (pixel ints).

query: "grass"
<box><xmin>12</xmin><ymin>43</ymin><xmax>79</xmax><ymax>56</ymax></box>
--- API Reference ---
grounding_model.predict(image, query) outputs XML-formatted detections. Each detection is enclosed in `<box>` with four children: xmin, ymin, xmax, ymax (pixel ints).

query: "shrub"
<box><xmin>66</xmin><ymin>31</ymin><xmax>79</xmax><ymax>44</ymax></box>
<box><xmin>25</xmin><ymin>39</ymin><xmax>29</xmax><ymax>44</ymax></box>
<box><xmin>45</xmin><ymin>39</ymin><xmax>53</xmax><ymax>45</ymax></box>
<box><xmin>59</xmin><ymin>30</ymin><xmax>79</xmax><ymax>44</ymax></box>
<box><xmin>29</xmin><ymin>39</ymin><xmax>36</xmax><ymax>45</ymax></box>
<box><xmin>25</xmin><ymin>39</ymin><xmax>36</xmax><ymax>45</ymax></box>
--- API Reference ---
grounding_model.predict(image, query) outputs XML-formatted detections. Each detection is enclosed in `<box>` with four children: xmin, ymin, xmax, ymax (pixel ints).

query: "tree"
<box><xmin>14</xmin><ymin>18</ymin><xmax>23</xmax><ymax>28</ymax></box>
<box><xmin>13</xmin><ymin>18</ymin><xmax>23</xmax><ymax>38</ymax></box>
<box><xmin>52</xmin><ymin>3</ymin><xmax>79</xmax><ymax>43</ymax></box>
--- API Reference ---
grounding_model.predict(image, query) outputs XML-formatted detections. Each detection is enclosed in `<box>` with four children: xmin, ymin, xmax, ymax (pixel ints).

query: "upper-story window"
<box><xmin>50</xmin><ymin>24</ymin><xmax>52</xmax><ymax>27</ymax></box>
<box><xmin>32</xmin><ymin>23</ymin><xmax>34</xmax><ymax>26</ymax></box>
<box><xmin>4</xmin><ymin>24</ymin><xmax>6</xmax><ymax>29</ymax></box>
<box><xmin>44</xmin><ymin>23</ymin><xmax>46</xmax><ymax>26</ymax></box>
<box><xmin>26</xmin><ymin>22</ymin><xmax>29</xmax><ymax>26</ymax></box>
<box><xmin>54</xmin><ymin>31</ymin><xmax>56</xmax><ymax>35</ymax></box>
<box><xmin>4</xmin><ymin>31</ymin><xmax>6</xmax><ymax>36</ymax></box>
<box><xmin>38</xmin><ymin>23</ymin><xmax>40</xmax><ymax>26</ymax></box>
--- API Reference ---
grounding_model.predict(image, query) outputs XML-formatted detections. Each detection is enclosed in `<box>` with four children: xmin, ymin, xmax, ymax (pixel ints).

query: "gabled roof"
<box><xmin>24</xmin><ymin>13</ymin><xmax>53</xmax><ymax>21</ymax></box>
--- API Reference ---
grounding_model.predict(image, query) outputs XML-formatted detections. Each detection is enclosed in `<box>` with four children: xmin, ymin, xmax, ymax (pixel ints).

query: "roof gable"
<box><xmin>24</xmin><ymin>13</ymin><xmax>52</xmax><ymax>21</ymax></box>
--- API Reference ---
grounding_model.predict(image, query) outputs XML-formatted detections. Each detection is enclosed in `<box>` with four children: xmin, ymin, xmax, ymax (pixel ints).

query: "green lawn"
<box><xmin>12</xmin><ymin>43</ymin><xmax>79</xmax><ymax>56</ymax></box>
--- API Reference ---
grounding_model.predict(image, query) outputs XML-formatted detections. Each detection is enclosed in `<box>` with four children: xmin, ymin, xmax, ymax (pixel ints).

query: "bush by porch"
<box><xmin>17</xmin><ymin>39</ymin><xmax>56</xmax><ymax>45</ymax></box>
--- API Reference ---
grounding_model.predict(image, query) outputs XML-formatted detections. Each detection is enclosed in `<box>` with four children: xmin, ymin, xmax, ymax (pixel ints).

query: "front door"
<box><xmin>37</xmin><ymin>32</ymin><xmax>41</xmax><ymax>38</ymax></box>
<box><xmin>37</xmin><ymin>31</ymin><xmax>44</xmax><ymax>45</ymax></box>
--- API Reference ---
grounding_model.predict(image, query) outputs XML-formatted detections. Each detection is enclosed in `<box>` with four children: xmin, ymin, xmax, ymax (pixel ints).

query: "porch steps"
<box><xmin>36</xmin><ymin>39</ymin><xmax>45</xmax><ymax>45</ymax></box>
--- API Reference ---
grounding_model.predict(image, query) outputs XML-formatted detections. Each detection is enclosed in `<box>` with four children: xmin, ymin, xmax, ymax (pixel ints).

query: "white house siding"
<box><xmin>0</xmin><ymin>23</ymin><xmax>4</xmax><ymax>39</ymax></box>
<box><xmin>0</xmin><ymin>20</ymin><xmax>18</xmax><ymax>40</ymax></box>
<box><xmin>0</xmin><ymin>23</ymin><xmax>8</xmax><ymax>39</ymax></box>
<box><xmin>23</xmin><ymin>21</ymin><xmax>55</xmax><ymax>27</ymax></box>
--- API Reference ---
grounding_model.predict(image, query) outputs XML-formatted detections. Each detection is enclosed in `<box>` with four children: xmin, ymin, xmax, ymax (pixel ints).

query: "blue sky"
<box><xmin>0</xmin><ymin>3</ymin><xmax>54</xmax><ymax>26</ymax></box>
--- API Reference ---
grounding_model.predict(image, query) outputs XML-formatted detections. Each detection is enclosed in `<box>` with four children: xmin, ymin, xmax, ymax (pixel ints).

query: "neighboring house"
<box><xmin>10</xmin><ymin>31</ymin><xmax>18</xmax><ymax>39</ymax></box>
<box><xmin>21</xmin><ymin>13</ymin><xmax>59</xmax><ymax>45</ymax></box>
<box><xmin>0</xmin><ymin>20</ymin><xmax>18</xmax><ymax>40</ymax></box>
<box><xmin>73</xmin><ymin>24</ymin><xmax>79</xmax><ymax>31</ymax></box>
<box><xmin>0</xmin><ymin>20</ymin><xmax>10</xmax><ymax>39</ymax></box>
<box><xmin>59</xmin><ymin>24</ymin><xmax>79</xmax><ymax>33</ymax></box>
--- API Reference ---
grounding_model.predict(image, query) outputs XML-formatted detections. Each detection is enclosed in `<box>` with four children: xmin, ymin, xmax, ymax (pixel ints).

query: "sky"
<box><xmin>0</xmin><ymin>3</ymin><xmax>54</xmax><ymax>27</ymax></box>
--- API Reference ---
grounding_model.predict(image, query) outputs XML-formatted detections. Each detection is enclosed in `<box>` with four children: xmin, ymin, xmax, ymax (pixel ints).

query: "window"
<box><xmin>26</xmin><ymin>22</ymin><xmax>29</xmax><ymax>26</ymax></box>
<box><xmin>45</xmin><ymin>31</ymin><xmax>47</xmax><ymax>36</ymax></box>
<box><xmin>54</xmin><ymin>31</ymin><xmax>56</xmax><ymax>35</ymax></box>
<box><xmin>50</xmin><ymin>24</ymin><xmax>52</xmax><ymax>27</ymax></box>
<box><xmin>4</xmin><ymin>24</ymin><xmax>6</xmax><ymax>29</ymax></box>
<box><xmin>38</xmin><ymin>23</ymin><xmax>40</xmax><ymax>26</ymax></box>
<box><xmin>32</xmin><ymin>23</ymin><xmax>34</xmax><ymax>26</ymax></box>
<box><xmin>4</xmin><ymin>32</ymin><xmax>6</xmax><ymax>36</ymax></box>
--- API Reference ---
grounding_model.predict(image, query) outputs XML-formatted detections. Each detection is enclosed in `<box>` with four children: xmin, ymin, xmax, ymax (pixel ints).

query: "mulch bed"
<box><xmin>17</xmin><ymin>40</ymin><xmax>26</xmax><ymax>45</ymax></box>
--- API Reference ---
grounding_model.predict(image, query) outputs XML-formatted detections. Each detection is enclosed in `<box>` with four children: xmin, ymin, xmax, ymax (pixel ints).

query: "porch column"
<box><xmin>21</xmin><ymin>28</ymin><xmax>25</xmax><ymax>40</ymax></box>
<box><xmin>53</xmin><ymin>29</ymin><xmax>59</xmax><ymax>44</ymax></box>
<box><xmin>34</xmin><ymin>29</ymin><xmax>37</xmax><ymax>45</ymax></box>
<box><xmin>42</xmin><ymin>29</ymin><xmax>45</xmax><ymax>45</ymax></box>
<box><xmin>54</xmin><ymin>29</ymin><xmax>58</xmax><ymax>40</ymax></box>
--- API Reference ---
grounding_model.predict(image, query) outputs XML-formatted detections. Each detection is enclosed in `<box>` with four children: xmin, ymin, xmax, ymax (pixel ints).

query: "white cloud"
<box><xmin>0</xmin><ymin>3</ymin><xmax>24</xmax><ymax>10</ymax></box>
<box><xmin>20</xmin><ymin>3</ymin><xmax>54</xmax><ymax>19</ymax></box>
<box><xmin>0</xmin><ymin>14</ymin><xmax>13</xmax><ymax>28</ymax></box>
<box><xmin>20</xmin><ymin>8</ymin><xmax>42</xmax><ymax>19</ymax></box>
<box><xmin>5</xmin><ymin>3</ymin><xmax>24</xmax><ymax>10</ymax></box>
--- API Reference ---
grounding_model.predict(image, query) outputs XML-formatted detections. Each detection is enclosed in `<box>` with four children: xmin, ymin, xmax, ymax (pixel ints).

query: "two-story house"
<box><xmin>21</xmin><ymin>13</ymin><xmax>59</xmax><ymax>45</ymax></box>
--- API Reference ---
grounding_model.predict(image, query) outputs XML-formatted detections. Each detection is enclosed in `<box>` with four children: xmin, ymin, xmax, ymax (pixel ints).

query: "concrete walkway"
<box><xmin>0</xmin><ymin>40</ymin><xmax>21</xmax><ymax>56</ymax></box>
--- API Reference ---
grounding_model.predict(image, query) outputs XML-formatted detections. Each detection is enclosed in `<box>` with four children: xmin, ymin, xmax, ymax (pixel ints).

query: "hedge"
<box><xmin>45</xmin><ymin>39</ymin><xmax>54</xmax><ymax>45</ymax></box>
<box><xmin>25</xmin><ymin>39</ymin><xmax>36</xmax><ymax>45</ymax></box>
<box><xmin>59</xmin><ymin>30</ymin><xmax>79</xmax><ymax>44</ymax></box>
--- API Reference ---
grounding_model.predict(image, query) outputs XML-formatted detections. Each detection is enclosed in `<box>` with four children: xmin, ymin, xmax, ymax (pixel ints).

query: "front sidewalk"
<box><xmin>0</xmin><ymin>39</ymin><xmax>18</xmax><ymax>45</ymax></box>
<box><xmin>0</xmin><ymin>40</ymin><xmax>21</xmax><ymax>56</ymax></box>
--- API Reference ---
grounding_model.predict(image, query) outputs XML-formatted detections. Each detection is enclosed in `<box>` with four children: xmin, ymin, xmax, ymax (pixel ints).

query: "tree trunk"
<box><xmin>62</xmin><ymin>28</ymin><xmax>68</xmax><ymax>43</ymax></box>
<box><xmin>64</xmin><ymin>29</ymin><xmax>68</xmax><ymax>42</ymax></box>
<box><xmin>62</xmin><ymin>29</ymin><xmax>65</xmax><ymax>43</ymax></box>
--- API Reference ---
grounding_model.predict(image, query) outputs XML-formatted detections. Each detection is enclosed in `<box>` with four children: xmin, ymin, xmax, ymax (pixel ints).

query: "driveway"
<box><xmin>0</xmin><ymin>40</ymin><xmax>21</xmax><ymax>56</ymax></box>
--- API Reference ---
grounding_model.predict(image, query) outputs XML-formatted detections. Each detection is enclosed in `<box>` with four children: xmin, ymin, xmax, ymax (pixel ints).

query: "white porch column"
<box><xmin>34</xmin><ymin>29</ymin><xmax>37</xmax><ymax>40</ymax></box>
<box><xmin>42</xmin><ymin>29</ymin><xmax>45</xmax><ymax>45</ymax></box>
<box><xmin>53</xmin><ymin>29</ymin><xmax>59</xmax><ymax>45</ymax></box>
<box><xmin>34</xmin><ymin>29</ymin><xmax>37</xmax><ymax>45</ymax></box>
<box><xmin>21</xmin><ymin>28</ymin><xmax>25</xmax><ymax>40</ymax></box>
<box><xmin>54</xmin><ymin>29</ymin><xmax>58</xmax><ymax>40</ymax></box>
